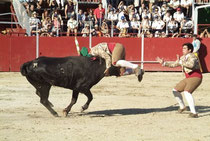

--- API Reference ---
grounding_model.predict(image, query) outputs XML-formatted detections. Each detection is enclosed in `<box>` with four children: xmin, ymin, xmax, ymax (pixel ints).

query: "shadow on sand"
<box><xmin>78</xmin><ymin>105</ymin><xmax>210</xmax><ymax>117</ymax></box>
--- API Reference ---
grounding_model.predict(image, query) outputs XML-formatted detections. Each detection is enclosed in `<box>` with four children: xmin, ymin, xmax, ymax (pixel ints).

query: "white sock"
<box><xmin>184</xmin><ymin>91</ymin><xmax>197</xmax><ymax>114</ymax></box>
<box><xmin>116</xmin><ymin>60</ymin><xmax>138</xmax><ymax>69</ymax></box>
<box><xmin>172</xmin><ymin>89</ymin><xmax>185</xmax><ymax>109</ymax></box>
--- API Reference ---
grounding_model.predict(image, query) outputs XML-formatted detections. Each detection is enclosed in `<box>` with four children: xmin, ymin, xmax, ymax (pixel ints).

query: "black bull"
<box><xmin>20</xmin><ymin>56</ymin><xmax>122</xmax><ymax>117</ymax></box>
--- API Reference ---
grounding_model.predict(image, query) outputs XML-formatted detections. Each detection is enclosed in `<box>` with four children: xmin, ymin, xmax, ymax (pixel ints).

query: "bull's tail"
<box><xmin>20</xmin><ymin>61</ymin><xmax>33</xmax><ymax>76</ymax></box>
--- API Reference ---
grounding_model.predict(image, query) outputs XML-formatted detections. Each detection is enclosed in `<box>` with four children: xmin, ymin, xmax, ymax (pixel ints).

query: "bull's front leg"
<box><xmin>81</xmin><ymin>90</ymin><xmax>93</xmax><ymax>112</ymax></box>
<box><xmin>63</xmin><ymin>90</ymin><xmax>79</xmax><ymax>117</ymax></box>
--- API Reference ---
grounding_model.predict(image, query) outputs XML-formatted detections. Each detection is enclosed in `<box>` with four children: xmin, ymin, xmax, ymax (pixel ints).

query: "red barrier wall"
<box><xmin>0</xmin><ymin>36</ymin><xmax>209</xmax><ymax>72</ymax></box>
<box><xmin>0</xmin><ymin>36</ymin><xmax>10</xmax><ymax>71</ymax></box>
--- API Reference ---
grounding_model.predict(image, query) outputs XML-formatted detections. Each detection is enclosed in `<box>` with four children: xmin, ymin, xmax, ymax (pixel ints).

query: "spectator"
<box><xmin>151</xmin><ymin>15</ymin><xmax>165</xmax><ymax>36</ymax></box>
<box><xmin>29</xmin><ymin>11</ymin><xmax>41</xmax><ymax>35</ymax></box>
<box><xmin>36</xmin><ymin>0</ymin><xmax>50</xmax><ymax>9</ymax></box>
<box><xmin>129</xmin><ymin>9</ymin><xmax>140</xmax><ymax>21</ymax></box>
<box><xmin>49</xmin><ymin>0</ymin><xmax>59</xmax><ymax>12</ymax></box>
<box><xmin>42</xmin><ymin>9</ymin><xmax>50</xmax><ymax>23</ymax></box>
<box><xmin>138</xmin><ymin>2</ymin><xmax>148</xmax><ymax>16</ymax></box>
<box><xmin>101</xmin><ymin>22</ymin><xmax>110</xmax><ymax>37</ymax></box>
<box><xmin>160</xmin><ymin>2</ymin><xmax>169</xmax><ymax>18</ymax></box>
<box><xmin>67</xmin><ymin>16</ymin><xmax>78</xmax><ymax>36</ymax></box>
<box><xmin>163</xmin><ymin>11</ymin><xmax>172</xmax><ymax>23</ymax></box>
<box><xmin>51</xmin><ymin>14</ymin><xmax>61</xmax><ymax>36</ymax></box>
<box><xmin>180</xmin><ymin>0</ymin><xmax>192</xmax><ymax>18</ymax></box>
<box><xmin>106</xmin><ymin>8</ymin><xmax>118</xmax><ymax>28</ymax></box>
<box><xmin>87</xmin><ymin>9</ymin><xmax>95</xmax><ymax>28</ymax></box>
<box><xmin>141</xmin><ymin>15</ymin><xmax>152</xmax><ymax>37</ymax></box>
<box><xmin>94</xmin><ymin>2</ymin><xmax>105</xmax><ymax>27</ymax></box>
<box><xmin>179</xmin><ymin>17</ymin><xmax>193</xmax><ymax>34</ymax></box>
<box><xmin>141</xmin><ymin>8</ymin><xmax>151</xmax><ymax>21</ymax></box>
<box><xmin>168</xmin><ymin>0</ymin><xmax>180</xmax><ymax>14</ymax></box>
<box><xmin>81</xmin><ymin>23</ymin><xmax>90</xmax><ymax>37</ymax></box>
<box><xmin>26</xmin><ymin>3</ymin><xmax>35</xmax><ymax>17</ymax></box>
<box><xmin>129</xmin><ymin>15</ymin><xmax>141</xmax><ymax>37</ymax></box>
<box><xmin>55</xmin><ymin>0</ymin><xmax>64</xmax><ymax>9</ymax></box>
<box><xmin>92</xmin><ymin>24</ymin><xmax>102</xmax><ymax>37</ymax></box>
<box><xmin>77</xmin><ymin>9</ymin><xmax>84</xmax><ymax>32</ymax></box>
<box><xmin>173</xmin><ymin>8</ymin><xmax>184</xmax><ymax>24</ymax></box>
<box><xmin>116</xmin><ymin>16</ymin><xmax>130</xmax><ymax>37</ymax></box>
<box><xmin>117</xmin><ymin>1</ymin><xmax>127</xmax><ymax>12</ymax></box>
<box><xmin>107</xmin><ymin>3</ymin><xmax>116</xmax><ymax>13</ymax></box>
<box><xmin>167</xmin><ymin>18</ymin><xmax>178</xmax><ymax>35</ymax></box>
<box><xmin>40</xmin><ymin>17</ymin><xmax>52</xmax><ymax>37</ymax></box>
<box><xmin>64</xmin><ymin>0</ymin><xmax>75</xmax><ymax>19</ymax></box>
<box><xmin>200</xmin><ymin>29</ymin><xmax>210</xmax><ymax>38</ymax></box>
<box><xmin>152</xmin><ymin>7</ymin><xmax>161</xmax><ymax>20</ymax></box>
<box><xmin>118</xmin><ymin>7</ymin><xmax>126</xmax><ymax>22</ymax></box>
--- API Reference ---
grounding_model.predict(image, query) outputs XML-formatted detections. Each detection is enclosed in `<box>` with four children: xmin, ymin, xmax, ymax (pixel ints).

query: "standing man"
<box><xmin>94</xmin><ymin>2</ymin><xmax>105</xmax><ymax>27</ymax></box>
<box><xmin>156</xmin><ymin>43</ymin><xmax>202</xmax><ymax>118</ymax></box>
<box><xmin>192</xmin><ymin>34</ymin><xmax>202</xmax><ymax>72</ymax></box>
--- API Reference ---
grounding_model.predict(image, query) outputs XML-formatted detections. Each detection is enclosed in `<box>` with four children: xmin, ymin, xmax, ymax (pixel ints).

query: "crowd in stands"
<box><xmin>18</xmin><ymin>0</ymin><xmax>210</xmax><ymax>38</ymax></box>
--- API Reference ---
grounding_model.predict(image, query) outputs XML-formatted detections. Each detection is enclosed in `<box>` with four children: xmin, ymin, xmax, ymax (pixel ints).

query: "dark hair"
<box><xmin>107</xmin><ymin>65</ymin><xmax>121</xmax><ymax>76</ymax></box>
<box><xmin>182</xmin><ymin>43</ymin><xmax>194</xmax><ymax>53</ymax></box>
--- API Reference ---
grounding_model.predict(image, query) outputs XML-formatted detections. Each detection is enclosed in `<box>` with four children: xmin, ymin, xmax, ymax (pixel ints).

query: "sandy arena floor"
<box><xmin>0</xmin><ymin>72</ymin><xmax>210</xmax><ymax>141</ymax></box>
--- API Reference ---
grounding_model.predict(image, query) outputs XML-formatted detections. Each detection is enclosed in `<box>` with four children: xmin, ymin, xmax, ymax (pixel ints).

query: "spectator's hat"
<box><xmin>95</xmin><ymin>24</ymin><xmax>98</xmax><ymax>27</ymax></box>
<box><xmin>121</xmin><ymin>16</ymin><xmax>125</xmax><ymax>20</ymax></box>
<box><xmin>177</xmin><ymin>7</ymin><xmax>181</xmax><ymax>11</ymax></box>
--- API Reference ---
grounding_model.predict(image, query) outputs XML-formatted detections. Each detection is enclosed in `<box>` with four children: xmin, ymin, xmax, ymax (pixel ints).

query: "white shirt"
<box><xmin>173</xmin><ymin>12</ymin><xmax>184</xmax><ymax>23</ymax></box>
<box><xmin>181</xmin><ymin>0</ymin><xmax>192</xmax><ymax>7</ymax></box>
<box><xmin>116</xmin><ymin>21</ymin><xmax>129</xmax><ymax>29</ymax></box>
<box><xmin>130</xmin><ymin>21</ymin><xmax>141</xmax><ymax>29</ymax></box>
<box><xmin>192</xmin><ymin>39</ymin><xmax>200</xmax><ymax>53</ymax></box>
<box><xmin>152</xmin><ymin>20</ymin><xmax>165</xmax><ymax>30</ymax></box>
<box><xmin>67</xmin><ymin>19</ymin><xmax>78</xmax><ymax>29</ymax></box>
<box><xmin>107</xmin><ymin>12</ymin><xmax>118</xmax><ymax>21</ymax></box>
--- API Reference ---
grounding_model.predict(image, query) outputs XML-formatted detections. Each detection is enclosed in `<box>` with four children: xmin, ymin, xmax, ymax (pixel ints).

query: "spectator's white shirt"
<box><xmin>29</xmin><ymin>17</ymin><xmax>41</xmax><ymax>29</ymax></box>
<box><xmin>163</xmin><ymin>14</ymin><xmax>172</xmax><ymax>23</ymax></box>
<box><xmin>168</xmin><ymin>21</ymin><xmax>178</xmax><ymax>31</ymax></box>
<box><xmin>173</xmin><ymin>12</ymin><xmax>184</xmax><ymax>23</ymax></box>
<box><xmin>169</xmin><ymin>0</ymin><xmax>180</xmax><ymax>8</ymax></box>
<box><xmin>67</xmin><ymin>19</ymin><xmax>78</xmax><ymax>29</ymax></box>
<box><xmin>181</xmin><ymin>20</ymin><xmax>193</xmax><ymax>29</ymax></box>
<box><xmin>141</xmin><ymin>12</ymin><xmax>151</xmax><ymax>20</ymax></box>
<box><xmin>192</xmin><ymin>39</ymin><xmax>200</xmax><ymax>53</ymax></box>
<box><xmin>152</xmin><ymin>20</ymin><xmax>165</xmax><ymax>30</ymax></box>
<box><xmin>118</xmin><ymin>11</ymin><xmax>125</xmax><ymax>21</ymax></box>
<box><xmin>181</xmin><ymin>0</ymin><xmax>192</xmax><ymax>7</ymax></box>
<box><xmin>129</xmin><ymin>13</ymin><xmax>140</xmax><ymax>21</ymax></box>
<box><xmin>116</xmin><ymin>21</ymin><xmax>129</xmax><ymax>29</ymax></box>
<box><xmin>107</xmin><ymin>12</ymin><xmax>118</xmax><ymax>21</ymax></box>
<box><xmin>130</xmin><ymin>21</ymin><xmax>141</xmax><ymax>29</ymax></box>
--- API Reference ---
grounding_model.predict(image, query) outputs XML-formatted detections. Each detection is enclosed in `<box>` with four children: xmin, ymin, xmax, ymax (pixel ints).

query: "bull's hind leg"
<box><xmin>26</xmin><ymin>77</ymin><xmax>54</xmax><ymax>107</ymax></box>
<box><xmin>81</xmin><ymin>90</ymin><xmax>93</xmax><ymax>112</ymax></box>
<box><xmin>63</xmin><ymin>90</ymin><xmax>79</xmax><ymax>117</ymax></box>
<box><xmin>36</xmin><ymin>90</ymin><xmax>54</xmax><ymax>107</ymax></box>
<box><xmin>39</xmin><ymin>85</ymin><xmax>59</xmax><ymax>117</ymax></box>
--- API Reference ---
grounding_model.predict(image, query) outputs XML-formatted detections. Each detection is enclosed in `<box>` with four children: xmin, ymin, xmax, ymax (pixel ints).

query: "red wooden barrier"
<box><xmin>0</xmin><ymin>36</ymin><xmax>209</xmax><ymax>72</ymax></box>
